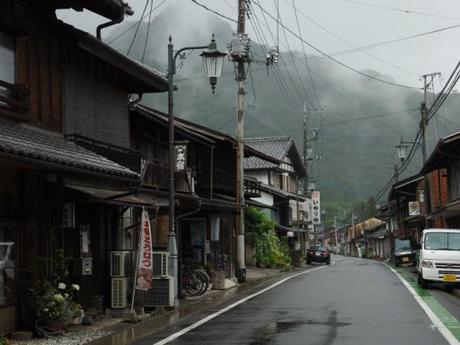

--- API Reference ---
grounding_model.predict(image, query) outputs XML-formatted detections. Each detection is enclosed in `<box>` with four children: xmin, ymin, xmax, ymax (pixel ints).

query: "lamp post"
<box><xmin>394</xmin><ymin>137</ymin><xmax>424</xmax><ymax>182</ymax></box>
<box><xmin>167</xmin><ymin>35</ymin><xmax>226</xmax><ymax>304</ymax></box>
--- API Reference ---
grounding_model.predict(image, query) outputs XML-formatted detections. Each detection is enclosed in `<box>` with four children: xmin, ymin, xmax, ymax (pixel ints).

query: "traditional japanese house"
<box><xmin>130</xmin><ymin>105</ymin><xmax>272</xmax><ymax>292</ymax></box>
<box><xmin>243</xmin><ymin>136</ymin><xmax>308</xmax><ymax>265</ymax></box>
<box><xmin>421</xmin><ymin>132</ymin><xmax>460</xmax><ymax>228</ymax></box>
<box><xmin>0</xmin><ymin>1</ymin><xmax>168</xmax><ymax>332</ymax></box>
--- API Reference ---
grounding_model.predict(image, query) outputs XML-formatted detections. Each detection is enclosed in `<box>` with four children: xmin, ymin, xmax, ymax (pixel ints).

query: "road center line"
<box><xmin>152</xmin><ymin>265</ymin><xmax>327</xmax><ymax>345</ymax></box>
<box><xmin>384</xmin><ymin>263</ymin><xmax>460</xmax><ymax>345</ymax></box>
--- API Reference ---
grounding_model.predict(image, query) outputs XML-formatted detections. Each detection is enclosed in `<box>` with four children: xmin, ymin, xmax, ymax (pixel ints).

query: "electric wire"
<box><xmin>342</xmin><ymin>0</ymin><xmax>460</xmax><ymax>21</ymax></box>
<box><xmin>190</xmin><ymin>0</ymin><xmax>238</xmax><ymax>23</ymax></box>
<box><xmin>126</xmin><ymin>0</ymin><xmax>150</xmax><ymax>56</ymax></box>
<box><xmin>141</xmin><ymin>0</ymin><xmax>154</xmax><ymax>62</ymax></box>
<box><xmin>427</xmin><ymin>61</ymin><xmax>460</xmax><ymax>121</ymax></box>
<box><xmin>284</xmin><ymin>0</ymin><xmax>420</xmax><ymax>78</ymax></box>
<box><xmin>292</xmin><ymin>0</ymin><xmax>322</xmax><ymax>110</ymax></box>
<box><xmin>276</xmin><ymin>1</ymin><xmax>316</xmax><ymax>109</ymax></box>
<box><xmin>251</xmin><ymin>3</ymin><xmax>309</xmax><ymax>110</ymax></box>
<box><xmin>107</xmin><ymin>0</ymin><xmax>166</xmax><ymax>45</ymax></box>
<box><xmin>252</xmin><ymin>1</ymin><xmax>422</xmax><ymax>90</ymax></box>
<box><xmin>249</xmin><ymin>7</ymin><xmax>304</xmax><ymax>120</ymax></box>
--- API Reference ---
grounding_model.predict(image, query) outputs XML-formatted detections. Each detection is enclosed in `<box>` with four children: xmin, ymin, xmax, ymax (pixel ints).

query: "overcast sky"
<box><xmin>58</xmin><ymin>0</ymin><xmax>460</xmax><ymax>92</ymax></box>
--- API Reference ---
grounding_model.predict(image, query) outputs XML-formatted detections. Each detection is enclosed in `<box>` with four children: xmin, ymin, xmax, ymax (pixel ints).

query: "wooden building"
<box><xmin>0</xmin><ymin>0</ymin><xmax>168</xmax><ymax>333</ymax></box>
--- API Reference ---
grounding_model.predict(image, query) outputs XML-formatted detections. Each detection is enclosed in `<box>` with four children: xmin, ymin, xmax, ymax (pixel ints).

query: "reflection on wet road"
<box><xmin>135</xmin><ymin>256</ymin><xmax>450</xmax><ymax>345</ymax></box>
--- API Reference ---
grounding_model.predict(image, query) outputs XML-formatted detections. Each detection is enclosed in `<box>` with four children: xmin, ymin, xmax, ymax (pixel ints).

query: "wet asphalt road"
<box><xmin>135</xmin><ymin>256</ymin><xmax>449</xmax><ymax>345</ymax></box>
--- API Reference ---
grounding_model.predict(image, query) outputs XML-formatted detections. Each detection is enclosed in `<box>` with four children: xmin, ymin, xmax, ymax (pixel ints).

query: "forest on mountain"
<box><xmin>105</xmin><ymin>3</ymin><xmax>460</xmax><ymax>219</ymax></box>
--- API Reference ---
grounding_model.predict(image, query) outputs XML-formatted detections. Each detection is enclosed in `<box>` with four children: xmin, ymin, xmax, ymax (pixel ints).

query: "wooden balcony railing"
<box><xmin>244</xmin><ymin>178</ymin><xmax>261</xmax><ymax>198</ymax></box>
<box><xmin>142</xmin><ymin>158</ymin><xmax>169</xmax><ymax>190</ymax></box>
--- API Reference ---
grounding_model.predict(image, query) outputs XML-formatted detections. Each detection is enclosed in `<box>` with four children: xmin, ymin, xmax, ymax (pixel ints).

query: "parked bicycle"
<box><xmin>181</xmin><ymin>264</ymin><xmax>211</xmax><ymax>297</ymax></box>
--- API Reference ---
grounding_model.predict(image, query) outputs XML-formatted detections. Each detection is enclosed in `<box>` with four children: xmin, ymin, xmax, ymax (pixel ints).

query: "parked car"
<box><xmin>417</xmin><ymin>228</ymin><xmax>460</xmax><ymax>289</ymax></box>
<box><xmin>306</xmin><ymin>246</ymin><xmax>331</xmax><ymax>265</ymax></box>
<box><xmin>394</xmin><ymin>238</ymin><xmax>416</xmax><ymax>267</ymax></box>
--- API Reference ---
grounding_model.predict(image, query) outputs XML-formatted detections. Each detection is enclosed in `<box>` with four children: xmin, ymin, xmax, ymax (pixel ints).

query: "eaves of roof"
<box><xmin>421</xmin><ymin>131</ymin><xmax>460</xmax><ymax>174</ymax></box>
<box><xmin>58</xmin><ymin>21</ymin><xmax>168</xmax><ymax>93</ymax></box>
<box><xmin>0</xmin><ymin>118</ymin><xmax>139</xmax><ymax>180</ymax></box>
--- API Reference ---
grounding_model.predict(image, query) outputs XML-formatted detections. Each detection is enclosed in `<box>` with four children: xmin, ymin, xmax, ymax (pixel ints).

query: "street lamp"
<box><xmin>167</xmin><ymin>35</ymin><xmax>226</xmax><ymax>305</ymax></box>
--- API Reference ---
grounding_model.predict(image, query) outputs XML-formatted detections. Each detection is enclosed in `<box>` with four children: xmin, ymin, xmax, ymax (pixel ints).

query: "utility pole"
<box><xmin>234</xmin><ymin>0</ymin><xmax>249</xmax><ymax>283</ymax></box>
<box><xmin>420</xmin><ymin>72</ymin><xmax>440</xmax><ymax>163</ymax></box>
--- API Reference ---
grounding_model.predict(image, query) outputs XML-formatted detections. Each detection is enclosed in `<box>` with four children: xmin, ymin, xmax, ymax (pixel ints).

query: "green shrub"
<box><xmin>246</xmin><ymin>208</ymin><xmax>292</xmax><ymax>270</ymax></box>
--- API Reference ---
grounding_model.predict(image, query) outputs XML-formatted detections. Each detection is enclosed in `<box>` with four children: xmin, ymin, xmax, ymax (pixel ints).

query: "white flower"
<box><xmin>64</xmin><ymin>293</ymin><xmax>69</xmax><ymax>299</ymax></box>
<box><xmin>72</xmin><ymin>284</ymin><xmax>80</xmax><ymax>291</ymax></box>
<box><xmin>43</xmin><ymin>308</ymin><xmax>49</xmax><ymax>313</ymax></box>
<box><xmin>58</xmin><ymin>283</ymin><xmax>66</xmax><ymax>290</ymax></box>
<box><xmin>53</xmin><ymin>294</ymin><xmax>64</xmax><ymax>302</ymax></box>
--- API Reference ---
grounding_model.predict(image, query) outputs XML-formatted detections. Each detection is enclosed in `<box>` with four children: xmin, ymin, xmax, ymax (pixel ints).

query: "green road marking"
<box><xmin>395</xmin><ymin>267</ymin><xmax>460</xmax><ymax>339</ymax></box>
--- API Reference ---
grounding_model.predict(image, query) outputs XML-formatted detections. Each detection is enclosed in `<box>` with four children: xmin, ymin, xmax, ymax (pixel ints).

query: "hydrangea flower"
<box><xmin>72</xmin><ymin>284</ymin><xmax>80</xmax><ymax>291</ymax></box>
<box><xmin>58</xmin><ymin>282</ymin><xmax>66</xmax><ymax>290</ymax></box>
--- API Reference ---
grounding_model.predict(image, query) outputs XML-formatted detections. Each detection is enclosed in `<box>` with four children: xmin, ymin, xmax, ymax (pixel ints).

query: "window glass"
<box><xmin>424</xmin><ymin>233</ymin><xmax>447</xmax><ymax>250</ymax></box>
<box><xmin>0</xmin><ymin>31</ymin><xmax>15</xmax><ymax>83</ymax></box>
<box><xmin>448</xmin><ymin>233</ymin><xmax>460</xmax><ymax>250</ymax></box>
<box><xmin>395</xmin><ymin>239</ymin><xmax>411</xmax><ymax>250</ymax></box>
<box><xmin>0</xmin><ymin>224</ymin><xmax>14</xmax><ymax>306</ymax></box>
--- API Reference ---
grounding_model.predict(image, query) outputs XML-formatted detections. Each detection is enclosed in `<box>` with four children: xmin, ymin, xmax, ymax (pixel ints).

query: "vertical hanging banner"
<box><xmin>136</xmin><ymin>209</ymin><xmax>153</xmax><ymax>290</ymax></box>
<box><xmin>312</xmin><ymin>191</ymin><xmax>321</xmax><ymax>226</ymax></box>
<box><xmin>174</xmin><ymin>143</ymin><xmax>188</xmax><ymax>172</ymax></box>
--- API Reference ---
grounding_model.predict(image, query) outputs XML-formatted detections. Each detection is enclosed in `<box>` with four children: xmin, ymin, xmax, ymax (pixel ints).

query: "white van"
<box><xmin>417</xmin><ymin>228</ymin><xmax>460</xmax><ymax>288</ymax></box>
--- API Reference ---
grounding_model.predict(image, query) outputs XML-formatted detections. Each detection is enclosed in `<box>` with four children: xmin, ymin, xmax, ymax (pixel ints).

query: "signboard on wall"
<box><xmin>312</xmin><ymin>191</ymin><xmax>321</xmax><ymax>225</ymax></box>
<box><xmin>408</xmin><ymin>201</ymin><xmax>420</xmax><ymax>216</ymax></box>
<box><xmin>174</xmin><ymin>143</ymin><xmax>188</xmax><ymax>172</ymax></box>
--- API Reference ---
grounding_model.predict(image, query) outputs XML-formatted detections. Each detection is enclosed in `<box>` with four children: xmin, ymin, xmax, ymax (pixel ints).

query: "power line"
<box><xmin>275</xmin><ymin>1</ymin><xmax>316</xmax><ymax>109</ymax></box>
<box><xmin>427</xmin><ymin>61</ymin><xmax>460</xmax><ymax>121</ymax></box>
<box><xmin>252</xmin><ymin>1</ymin><xmax>421</xmax><ymax>90</ymax></box>
<box><xmin>292</xmin><ymin>0</ymin><xmax>322</xmax><ymax>110</ymax></box>
<box><xmin>126</xmin><ymin>0</ymin><xmax>150</xmax><ymax>56</ymax></box>
<box><xmin>141</xmin><ymin>0</ymin><xmax>154</xmax><ymax>62</ymax></box>
<box><xmin>190</xmin><ymin>0</ymin><xmax>238</xmax><ymax>23</ymax></box>
<box><xmin>284</xmin><ymin>0</ymin><xmax>420</xmax><ymax>78</ymax></box>
<box><xmin>342</xmin><ymin>0</ymin><xmax>460</xmax><ymax>21</ymax></box>
<box><xmin>249</xmin><ymin>7</ymin><xmax>304</xmax><ymax>120</ymax></box>
<box><xmin>250</xmin><ymin>3</ymin><xmax>309</xmax><ymax>110</ymax></box>
<box><xmin>107</xmin><ymin>0</ymin><xmax>166</xmax><ymax>45</ymax></box>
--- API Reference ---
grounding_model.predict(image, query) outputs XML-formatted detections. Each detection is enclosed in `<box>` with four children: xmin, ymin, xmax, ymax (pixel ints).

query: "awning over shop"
<box><xmin>65</xmin><ymin>184</ymin><xmax>157</xmax><ymax>208</ymax></box>
<box><xmin>367</xmin><ymin>228</ymin><xmax>389</xmax><ymax>240</ymax></box>
<box><xmin>275</xmin><ymin>224</ymin><xmax>306</xmax><ymax>233</ymax></box>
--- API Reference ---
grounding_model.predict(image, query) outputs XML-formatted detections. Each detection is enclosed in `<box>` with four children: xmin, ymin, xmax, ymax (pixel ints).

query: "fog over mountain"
<box><xmin>102</xmin><ymin>3</ymin><xmax>460</xmax><ymax>205</ymax></box>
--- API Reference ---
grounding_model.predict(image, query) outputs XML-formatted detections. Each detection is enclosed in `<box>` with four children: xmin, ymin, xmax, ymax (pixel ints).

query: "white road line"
<box><xmin>152</xmin><ymin>266</ymin><xmax>327</xmax><ymax>345</ymax></box>
<box><xmin>384</xmin><ymin>263</ymin><xmax>460</xmax><ymax>345</ymax></box>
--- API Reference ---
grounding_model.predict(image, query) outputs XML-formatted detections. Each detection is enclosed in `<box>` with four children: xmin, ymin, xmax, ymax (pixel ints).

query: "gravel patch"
<box><xmin>15</xmin><ymin>330</ymin><xmax>112</xmax><ymax>345</ymax></box>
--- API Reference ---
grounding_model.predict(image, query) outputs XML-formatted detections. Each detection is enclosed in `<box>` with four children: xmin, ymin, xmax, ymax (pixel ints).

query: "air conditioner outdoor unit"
<box><xmin>110</xmin><ymin>251</ymin><xmax>131</xmax><ymax>277</ymax></box>
<box><xmin>152</xmin><ymin>251</ymin><xmax>169</xmax><ymax>277</ymax></box>
<box><xmin>111</xmin><ymin>277</ymin><xmax>128</xmax><ymax>309</ymax></box>
<box><xmin>145</xmin><ymin>277</ymin><xmax>174</xmax><ymax>307</ymax></box>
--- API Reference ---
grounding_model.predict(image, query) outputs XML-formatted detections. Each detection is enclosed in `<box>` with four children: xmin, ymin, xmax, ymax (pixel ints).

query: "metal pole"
<box><xmin>167</xmin><ymin>37</ymin><xmax>179</xmax><ymax>306</ymax></box>
<box><xmin>235</xmin><ymin>0</ymin><xmax>247</xmax><ymax>283</ymax></box>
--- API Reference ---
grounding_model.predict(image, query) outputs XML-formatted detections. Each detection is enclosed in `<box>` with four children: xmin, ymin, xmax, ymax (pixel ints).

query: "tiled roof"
<box><xmin>244</xmin><ymin>137</ymin><xmax>292</xmax><ymax>170</ymax></box>
<box><xmin>0</xmin><ymin>118</ymin><xmax>139</xmax><ymax>179</ymax></box>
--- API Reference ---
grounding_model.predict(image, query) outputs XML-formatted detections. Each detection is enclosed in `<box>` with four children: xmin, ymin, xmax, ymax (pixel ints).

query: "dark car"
<box><xmin>306</xmin><ymin>246</ymin><xmax>331</xmax><ymax>265</ymax></box>
<box><xmin>394</xmin><ymin>239</ymin><xmax>416</xmax><ymax>267</ymax></box>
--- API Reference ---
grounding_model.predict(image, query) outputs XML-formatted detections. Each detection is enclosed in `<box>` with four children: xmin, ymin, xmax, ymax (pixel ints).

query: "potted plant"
<box><xmin>32</xmin><ymin>249</ymin><xmax>80</xmax><ymax>331</ymax></box>
<box><xmin>33</xmin><ymin>280</ymin><xmax>80</xmax><ymax>330</ymax></box>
